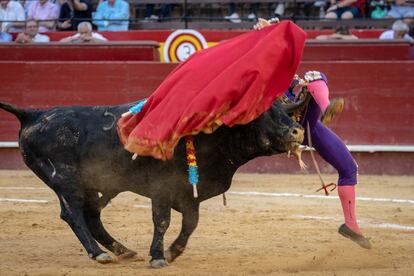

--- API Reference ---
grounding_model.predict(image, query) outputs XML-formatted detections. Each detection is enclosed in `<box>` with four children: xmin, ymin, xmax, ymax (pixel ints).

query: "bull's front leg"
<box><xmin>165</xmin><ymin>202</ymin><xmax>199</xmax><ymax>263</ymax></box>
<box><xmin>149</xmin><ymin>198</ymin><xmax>172</xmax><ymax>268</ymax></box>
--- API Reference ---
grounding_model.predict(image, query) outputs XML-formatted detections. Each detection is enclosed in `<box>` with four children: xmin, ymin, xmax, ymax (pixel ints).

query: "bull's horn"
<box><xmin>280</xmin><ymin>91</ymin><xmax>312</xmax><ymax>114</ymax></box>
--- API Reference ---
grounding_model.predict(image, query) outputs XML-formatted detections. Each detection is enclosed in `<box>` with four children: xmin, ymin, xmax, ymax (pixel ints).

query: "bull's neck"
<box><xmin>219</xmin><ymin>126</ymin><xmax>271</xmax><ymax>169</ymax></box>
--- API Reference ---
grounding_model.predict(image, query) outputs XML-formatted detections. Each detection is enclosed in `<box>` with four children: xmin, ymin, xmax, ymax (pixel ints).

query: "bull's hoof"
<box><xmin>338</xmin><ymin>224</ymin><xmax>372</xmax><ymax>249</ymax></box>
<box><xmin>150</xmin><ymin>259</ymin><xmax>168</xmax><ymax>268</ymax></box>
<box><xmin>118</xmin><ymin>251</ymin><xmax>144</xmax><ymax>262</ymax></box>
<box><xmin>95</xmin><ymin>253</ymin><xmax>115</xmax><ymax>264</ymax></box>
<box><xmin>164</xmin><ymin>249</ymin><xmax>173</xmax><ymax>263</ymax></box>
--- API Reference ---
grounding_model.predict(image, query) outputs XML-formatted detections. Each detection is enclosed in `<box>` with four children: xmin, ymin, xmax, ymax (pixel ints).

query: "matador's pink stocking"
<box><xmin>338</xmin><ymin>185</ymin><xmax>361</xmax><ymax>234</ymax></box>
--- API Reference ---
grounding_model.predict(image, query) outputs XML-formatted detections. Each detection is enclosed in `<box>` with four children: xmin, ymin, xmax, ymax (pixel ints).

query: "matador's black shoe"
<box><xmin>338</xmin><ymin>224</ymin><xmax>372</xmax><ymax>249</ymax></box>
<box><xmin>321</xmin><ymin>97</ymin><xmax>344</xmax><ymax>125</ymax></box>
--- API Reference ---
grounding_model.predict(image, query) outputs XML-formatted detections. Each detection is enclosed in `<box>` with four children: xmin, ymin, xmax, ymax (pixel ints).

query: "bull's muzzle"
<box><xmin>288</xmin><ymin>127</ymin><xmax>304</xmax><ymax>147</ymax></box>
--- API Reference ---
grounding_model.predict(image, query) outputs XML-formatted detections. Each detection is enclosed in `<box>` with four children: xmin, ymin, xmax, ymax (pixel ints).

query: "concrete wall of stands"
<box><xmin>0</xmin><ymin>33</ymin><xmax>413</xmax><ymax>175</ymax></box>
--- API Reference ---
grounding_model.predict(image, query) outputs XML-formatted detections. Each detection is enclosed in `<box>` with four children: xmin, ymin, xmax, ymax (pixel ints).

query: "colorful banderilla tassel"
<box><xmin>121</xmin><ymin>98</ymin><xmax>148</xmax><ymax>118</ymax></box>
<box><xmin>129</xmin><ymin>99</ymin><xmax>148</xmax><ymax>115</ymax></box>
<box><xmin>185</xmin><ymin>136</ymin><xmax>199</xmax><ymax>198</ymax></box>
<box><xmin>123</xmin><ymin>99</ymin><xmax>148</xmax><ymax>160</ymax></box>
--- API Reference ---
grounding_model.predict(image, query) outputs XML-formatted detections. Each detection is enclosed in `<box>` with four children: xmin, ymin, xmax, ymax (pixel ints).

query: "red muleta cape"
<box><xmin>118</xmin><ymin>21</ymin><xmax>306</xmax><ymax>160</ymax></box>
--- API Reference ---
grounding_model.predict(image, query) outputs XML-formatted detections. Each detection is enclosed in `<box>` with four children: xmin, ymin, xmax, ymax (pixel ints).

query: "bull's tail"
<box><xmin>0</xmin><ymin>102</ymin><xmax>42</xmax><ymax>124</ymax></box>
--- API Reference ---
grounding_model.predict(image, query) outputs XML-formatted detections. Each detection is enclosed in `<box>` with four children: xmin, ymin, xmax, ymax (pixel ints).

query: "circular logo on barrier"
<box><xmin>163</xmin><ymin>29</ymin><xmax>208</xmax><ymax>63</ymax></box>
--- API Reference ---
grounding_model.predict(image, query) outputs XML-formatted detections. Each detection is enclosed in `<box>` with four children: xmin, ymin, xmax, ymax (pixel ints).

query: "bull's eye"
<box><xmin>260</xmin><ymin>137</ymin><xmax>271</xmax><ymax>147</ymax></box>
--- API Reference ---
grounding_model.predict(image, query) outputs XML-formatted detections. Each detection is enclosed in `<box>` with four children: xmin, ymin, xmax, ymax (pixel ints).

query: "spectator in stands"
<box><xmin>145</xmin><ymin>4</ymin><xmax>171</xmax><ymax>21</ymax></box>
<box><xmin>274</xmin><ymin>2</ymin><xmax>286</xmax><ymax>17</ymax></box>
<box><xmin>409</xmin><ymin>20</ymin><xmax>414</xmax><ymax>36</ymax></box>
<box><xmin>0</xmin><ymin>31</ymin><xmax>12</xmax><ymax>42</ymax></box>
<box><xmin>15</xmin><ymin>19</ymin><xmax>50</xmax><ymax>43</ymax></box>
<box><xmin>28</xmin><ymin>0</ymin><xmax>59</xmax><ymax>32</ymax></box>
<box><xmin>224</xmin><ymin>3</ymin><xmax>260</xmax><ymax>22</ymax></box>
<box><xmin>370</xmin><ymin>0</ymin><xmax>389</xmax><ymax>19</ymax></box>
<box><xmin>18</xmin><ymin>0</ymin><xmax>32</xmax><ymax>16</ymax></box>
<box><xmin>273</xmin><ymin>1</ymin><xmax>320</xmax><ymax>18</ymax></box>
<box><xmin>314</xmin><ymin>1</ymin><xmax>328</xmax><ymax>18</ymax></box>
<box><xmin>60</xmin><ymin>21</ymin><xmax>107</xmax><ymax>43</ymax></box>
<box><xmin>58</xmin><ymin>0</ymin><xmax>92</xmax><ymax>31</ymax></box>
<box><xmin>387</xmin><ymin>0</ymin><xmax>414</xmax><ymax>24</ymax></box>
<box><xmin>93</xmin><ymin>0</ymin><xmax>129</xmax><ymax>31</ymax></box>
<box><xmin>325</xmin><ymin>0</ymin><xmax>366</xmax><ymax>19</ymax></box>
<box><xmin>0</xmin><ymin>0</ymin><xmax>26</xmax><ymax>33</ymax></box>
<box><xmin>315</xmin><ymin>26</ymin><xmax>359</xmax><ymax>40</ymax></box>
<box><xmin>379</xmin><ymin>19</ymin><xmax>414</xmax><ymax>41</ymax></box>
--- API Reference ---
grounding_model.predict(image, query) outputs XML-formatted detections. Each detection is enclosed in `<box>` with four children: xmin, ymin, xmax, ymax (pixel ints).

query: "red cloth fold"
<box><xmin>117</xmin><ymin>21</ymin><xmax>306</xmax><ymax>160</ymax></box>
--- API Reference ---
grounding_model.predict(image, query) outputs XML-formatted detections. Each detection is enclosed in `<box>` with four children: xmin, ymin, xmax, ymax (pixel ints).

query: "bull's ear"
<box><xmin>258</xmin><ymin>135</ymin><xmax>271</xmax><ymax>149</ymax></box>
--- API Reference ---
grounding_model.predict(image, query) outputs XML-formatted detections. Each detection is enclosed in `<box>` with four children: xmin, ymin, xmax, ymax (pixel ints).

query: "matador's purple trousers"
<box><xmin>291</xmin><ymin>78</ymin><xmax>361</xmax><ymax>234</ymax></box>
<box><xmin>301</xmin><ymin>98</ymin><xmax>358</xmax><ymax>186</ymax></box>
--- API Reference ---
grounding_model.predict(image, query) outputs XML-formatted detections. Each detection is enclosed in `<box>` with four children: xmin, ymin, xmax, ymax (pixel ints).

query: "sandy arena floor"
<box><xmin>0</xmin><ymin>170</ymin><xmax>413</xmax><ymax>276</ymax></box>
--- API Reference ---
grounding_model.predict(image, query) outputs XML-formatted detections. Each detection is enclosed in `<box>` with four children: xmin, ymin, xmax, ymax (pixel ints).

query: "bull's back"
<box><xmin>20</xmin><ymin>105</ymin><xmax>126</xmax><ymax>152</ymax></box>
<box><xmin>18</xmin><ymin>103</ymin><xmax>236</xmax><ymax>201</ymax></box>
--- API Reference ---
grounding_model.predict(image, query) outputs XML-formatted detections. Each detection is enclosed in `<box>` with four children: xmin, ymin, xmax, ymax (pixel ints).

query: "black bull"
<box><xmin>0</xmin><ymin>101</ymin><xmax>304</xmax><ymax>268</ymax></box>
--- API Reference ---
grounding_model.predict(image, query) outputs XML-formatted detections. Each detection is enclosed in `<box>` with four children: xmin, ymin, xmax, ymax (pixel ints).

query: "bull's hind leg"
<box><xmin>22</xmin><ymin>153</ymin><xmax>113</xmax><ymax>264</ymax></box>
<box><xmin>149</xmin><ymin>197</ymin><xmax>172</xmax><ymax>268</ymax></box>
<box><xmin>83</xmin><ymin>191</ymin><xmax>143</xmax><ymax>261</ymax></box>
<box><xmin>165</xmin><ymin>202</ymin><xmax>199</xmax><ymax>263</ymax></box>
<box><xmin>56</xmin><ymin>182</ymin><xmax>114</xmax><ymax>264</ymax></box>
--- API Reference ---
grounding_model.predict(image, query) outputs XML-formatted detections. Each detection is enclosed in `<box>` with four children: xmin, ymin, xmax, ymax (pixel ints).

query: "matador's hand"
<box><xmin>253</xmin><ymin>17</ymin><xmax>279</xmax><ymax>30</ymax></box>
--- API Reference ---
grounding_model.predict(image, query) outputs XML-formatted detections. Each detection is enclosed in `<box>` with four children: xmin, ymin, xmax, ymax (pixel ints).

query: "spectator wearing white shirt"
<box><xmin>379</xmin><ymin>20</ymin><xmax>414</xmax><ymax>41</ymax></box>
<box><xmin>15</xmin><ymin>19</ymin><xmax>50</xmax><ymax>43</ymax></box>
<box><xmin>60</xmin><ymin>21</ymin><xmax>107</xmax><ymax>43</ymax></box>
<box><xmin>0</xmin><ymin>0</ymin><xmax>26</xmax><ymax>32</ymax></box>
<box><xmin>18</xmin><ymin>0</ymin><xmax>34</xmax><ymax>16</ymax></box>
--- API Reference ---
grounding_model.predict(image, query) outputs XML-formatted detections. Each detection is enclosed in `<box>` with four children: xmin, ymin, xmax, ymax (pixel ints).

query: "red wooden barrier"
<box><xmin>303</xmin><ymin>40</ymin><xmax>413</xmax><ymax>61</ymax></box>
<box><xmin>298</xmin><ymin>61</ymin><xmax>414</xmax><ymax>145</ymax></box>
<box><xmin>0</xmin><ymin>41</ymin><xmax>160</xmax><ymax>61</ymax></box>
<box><xmin>1</xmin><ymin>50</ymin><xmax>413</xmax><ymax>173</ymax></box>
<box><xmin>1</xmin><ymin>61</ymin><xmax>413</xmax><ymax>145</ymax></box>
<box><xmin>0</xmin><ymin>62</ymin><xmax>176</xmax><ymax>143</ymax></box>
<box><xmin>35</xmin><ymin>29</ymin><xmax>385</xmax><ymax>42</ymax></box>
<box><xmin>0</xmin><ymin>146</ymin><xmax>411</xmax><ymax>175</ymax></box>
<box><xmin>2</xmin><ymin>40</ymin><xmax>410</xmax><ymax>63</ymax></box>
<box><xmin>239</xmin><ymin>151</ymin><xmax>414</xmax><ymax>175</ymax></box>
